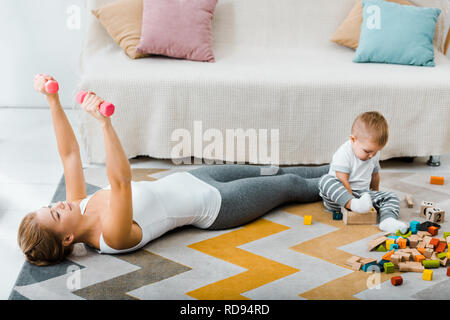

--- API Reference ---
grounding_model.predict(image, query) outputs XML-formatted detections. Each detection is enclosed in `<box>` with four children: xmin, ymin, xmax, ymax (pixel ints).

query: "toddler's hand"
<box><xmin>33</xmin><ymin>74</ymin><xmax>57</xmax><ymax>97</ymax></box>
<box><xmin>80</xmin><ymin>92</ymin><xmax>109</xmax><ymax>124</ymax></box>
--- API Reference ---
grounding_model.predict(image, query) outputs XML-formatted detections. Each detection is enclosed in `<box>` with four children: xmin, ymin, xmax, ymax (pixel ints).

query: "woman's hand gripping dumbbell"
<box><xmin>76</xmin><ymin>90</ymin><xmax>115</xmax><ymax>117</ymax></box>
<box><xmin>34</xmin><ymin>74</ymin><xmax>59</xmax><ymax>95</ymax></box>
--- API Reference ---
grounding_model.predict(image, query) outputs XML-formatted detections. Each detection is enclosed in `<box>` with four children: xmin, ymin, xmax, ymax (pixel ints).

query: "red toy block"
<box><xmin>429</xmin><ymin>238</ymin><xmax>440</xmax><ymax>248</ymax></box>
<box><xmin>428</xmin><ymin>226</ymin><xmax>438</xmax><ymax>236</ymax></box>
<box><xmin>391</xmin><ymin>276</ymin><xmax>403</xmax><ymax>286</ymax></box>
<box><xmin>447</xmin><ymin>267</ymin><xmax>450</xmax><ymax>277</ymax></box>
<box><xmin>436</xmin><ymin>242</ymin><xmax>447</xmax><ymax>253</ymax></box>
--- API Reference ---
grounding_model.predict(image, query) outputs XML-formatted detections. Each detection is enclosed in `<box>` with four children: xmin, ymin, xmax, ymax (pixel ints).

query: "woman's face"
<box><xmin>35</xmin><ymin>201</ymin><xmax>82</xmax><ymax>242</ymax></box>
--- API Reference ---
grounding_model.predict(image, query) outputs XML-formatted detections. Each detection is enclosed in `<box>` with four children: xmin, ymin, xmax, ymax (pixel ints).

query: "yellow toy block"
<box><xmin>447</xmin><ymin>252</ymin><xmax>450</xmax><ymax>259</ymax></box>
<box><xmin>386</xmin><ymin>239</ymin><xmax>394</xmax><ymax>251</ymax></box>
<box><xmin>422</xmin><ymin>269</ymin><xmax>433</xmax><ymax>281</ymax></box>
<box><xmin>304</xmin><ymin>215</ymin><xmax>312</xmax><ymax>225</ymax></box>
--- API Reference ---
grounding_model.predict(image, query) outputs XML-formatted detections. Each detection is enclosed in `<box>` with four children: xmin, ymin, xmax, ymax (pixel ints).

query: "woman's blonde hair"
<box><xmin>352</xmin><ymin>111</ymin><xmax>389</xmax><ymax>147</ymax></box>
<box><xmin>17</xmin><ymin>212</ymin><xmax>73</xmax><ymax>266</ymax></box>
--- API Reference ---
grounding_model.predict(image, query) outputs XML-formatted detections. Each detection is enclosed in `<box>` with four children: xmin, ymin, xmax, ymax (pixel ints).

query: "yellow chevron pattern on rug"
<box><xmin>283</xmin><ymin>202</ymin><xmax>401</xmax><ymax>299</ymax></box>
<box><xmin>186</xmin><ymin>219</ymin><xmax>299</xmax><ymax>300</ymax></box>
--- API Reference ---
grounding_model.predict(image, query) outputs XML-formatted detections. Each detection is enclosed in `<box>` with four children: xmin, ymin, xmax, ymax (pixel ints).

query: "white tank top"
<box><xmin>79</xmin><ymin>172</ymin><xmax>221</xmax><ymax>254</ymax></box>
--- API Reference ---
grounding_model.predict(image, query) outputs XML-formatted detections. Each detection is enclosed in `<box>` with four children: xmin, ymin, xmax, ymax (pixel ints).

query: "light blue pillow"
<box><xmin>353</xmin><ymin>0</ymin><xmax>441</xmax><ymax>67</ymax></box>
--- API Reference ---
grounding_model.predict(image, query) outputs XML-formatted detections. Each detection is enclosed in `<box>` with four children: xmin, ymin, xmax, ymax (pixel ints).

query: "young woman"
<box><xmin>18</xmin><ymin>75</ymin><xmax>330</xmax><ymax>266</ymax></box>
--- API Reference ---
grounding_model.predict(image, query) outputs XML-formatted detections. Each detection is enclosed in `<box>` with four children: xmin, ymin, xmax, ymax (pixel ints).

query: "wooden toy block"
<box><xmin>422</xmin><ymin>269</ymin><xmax>433</xmax><ymax>281</ymax></box>
<box><xmin>360</xmin><ymin>258</ymin><xmax>377</xmax><ymax>266</ymax></box>
<box><xmin>440</xmin><ymin>258</ymin><xmax>448</xmax><ymax>267</ymax></box>
<box><xmin>382</xmin><ymin>249</ymin><xmax>395</xmax><ymax>261</ymax></box>
<box><xmin>345</xmin><ymin>256</ymin><xmax>362</xmax><ymax>270</ymax></box>
<box><xmin>390</xmin><ymin>254</ymin><xmax>401</xmax><ymax>265</ymax></box>
<box><xmin>304</xmin><ymin>215</ymin><xmax>312</xmax><ymax>225</ymax></box>
<box><xmin>396</xmin><ymin>230</ymin><xmax>412</xmax><ymax>238</ymax></box>
<box><xmin>423</xmin><ymin>236</ymin><xmax>432</xmax><ymax>246</ymax></box>
<box><xmin>414</xmin><ymin>255</ymin><xmax>425</xmax><ymax>263</ymax></box>
<box><xmin>428</xmin><ymin>226</ymin><xmax>438</xmax><ymax>236</ymax></box>
<box><xmin>424</xmin><ymin>207</ymin><xmax>445</xmax><ymax>224</ymax></box>
<box><xmin>391</xmin><ymin>244</ymin><xmax>399</xmax><ymax>250</ymax></box>
<box><xmin>405</xmin><ymin>194</ymin><xmax>414</xmax><ymax>208</ymax></box>
<box><xmin>422</xmin><ymin>260</ymin><xmax>440</xmax><ymax>268</ymax></box>
<box><xmin>399</xmin><ymin>261</ymin><xmax>424</xmax><ymax>273</ymax></box>
<box><xmin>430</xmin><ymin>176</ymin><xmax>444</xmax><ymax>185</ymax></box>
<box><xmin>417</xmin><ymin>247</ymin><xmax>425</xmax><ymax>254</ymax></box>
<box><xmin>426</xmin><ymin>244</ymin><xmax>435</xmax><ymax>250</ymax></box>
<box><xmin>400</xmin><ymin>252</ymin><xmax>411</xmax><ymax>261</ymax></box>
<box><xmin>391</xmin><ymin>276</ymin><xmax>403</xmax><ymax>286</ymax></box>
<box><xmin>384</xmin><ymin>262</ymin><xmax>395</xmax><ymax>274</ymax></box>
<box><xmin>417</xmin><ymin>231</ymin><xmax>431</xmax><ymax>238</ymax></box>
<box><xmin>444</xmin><ymin>232</ymin><xmax>450</xmax><ymax>239</ymax></box>
<box><xmin>368</xmin><ymin>236</ymin><xmax>388</xmax><ymax>251</ymax></box>
<box><xmin>375</xmin><ymin>244</ymin><xmax>387</xmax><ymax>252</ymax></box>
<box><xmin>447</xmin><ymin>252</ymin><xmax>450</xmax><ymax>259</ymax></box>
<box><xmin>341</xmin><ymin>206</ymin><xmax>377</xmax><ymax>225</ymax></box>
<box><xmin>431</xmin><ymin>253</ymin><xmax>438</xmax><ymax>261</ymax></box>
<box><xmin>420</xmin><ymin>201</ymin><xmax>435</xmax><ymax>219</ymax></box>
<box><xmin>435</xmin><ymin>242</ymin><xmax>447</xmax><ymax>253</ymax></box>
<box><xmin>447</xmin><ymin>267</ymin><xmax>450</xmax><ymax>277</ymax></box>
<box><xmin>424</xmin><ymin>248</ymin><xmax>434</xmax><ymax>259</ymax></box>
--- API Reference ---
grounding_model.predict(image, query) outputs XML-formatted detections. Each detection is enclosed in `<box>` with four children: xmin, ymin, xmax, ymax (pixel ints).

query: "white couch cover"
<box><xmin>75</xmin><ymin>0</ymin><xmax>450</xmax><ymax>165</ymax></box>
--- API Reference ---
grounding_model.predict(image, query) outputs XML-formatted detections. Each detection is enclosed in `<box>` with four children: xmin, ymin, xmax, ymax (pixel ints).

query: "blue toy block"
<box><xmin>391</xmin><ymin>244</ymin><xmax>399</xmax><ymax>250</ymax></box>
<box><xmin>332</xmin><ymin>211</ymin><xmax>343</xmax><ymax>220</ymax></box>
<box><xmin>362</xmin><ymin>262</ymin><xmax>378</xmax><ymax>272</ymax></box>
<box><xmin>377</xmin><ymin>259</ymin><xmax>389</xmax><ymax>273</ymax></box>
<box><xmin>387</xmin><ymin>236</ymin><xmax>399</xmax><ymax>240</ymax></box>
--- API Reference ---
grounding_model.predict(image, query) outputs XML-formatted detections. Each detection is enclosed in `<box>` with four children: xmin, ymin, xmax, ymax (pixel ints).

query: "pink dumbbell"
<box><xmin>34</xmin><ymin>73</ymin><xmax>59</xmax><ymax>94</ymax></box>
<box><xmin>76</xmin><ymin>90</ymin><xmax>115</xmax><ymax>117</ymax></box>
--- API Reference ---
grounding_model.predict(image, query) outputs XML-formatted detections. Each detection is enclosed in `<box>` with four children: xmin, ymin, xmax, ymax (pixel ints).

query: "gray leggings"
<box><xmin>188</xmin><ymin>164</ymin><xmax>330</xmax><ymax>230</ymax></box>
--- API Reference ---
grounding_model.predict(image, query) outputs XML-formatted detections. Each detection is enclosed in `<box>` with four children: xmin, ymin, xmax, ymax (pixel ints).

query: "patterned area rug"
<box><xmin>9</xmin><ymin>166</ymin><xmax>450</xmax><ymax>300</ymax></box>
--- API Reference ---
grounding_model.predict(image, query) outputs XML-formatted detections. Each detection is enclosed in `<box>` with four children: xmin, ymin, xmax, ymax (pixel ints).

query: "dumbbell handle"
<box><xmin>76</xmin><ymin>90</ymin><xmax>115</xmax><ymax>117</ymax></box>
<box><xmin>35</xmin><ymin>74</ymin><xmax>59</xmax><ymax>94</ymax></box>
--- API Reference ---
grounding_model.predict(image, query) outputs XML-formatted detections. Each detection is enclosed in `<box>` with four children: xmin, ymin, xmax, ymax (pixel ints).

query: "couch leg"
<box><xmin>426</xmin><ymin>155</ymin><xmax>441</xmax><ymax>167</ymax></box>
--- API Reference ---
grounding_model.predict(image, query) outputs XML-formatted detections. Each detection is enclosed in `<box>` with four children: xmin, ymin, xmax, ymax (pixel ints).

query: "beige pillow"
<box><xmin>92</xmin><ymin>0</ymin><xmax>148</xmax><ymax>59</ymax></box>
<box><xmin>331</xmin><ymin>0</ymin><xmax>413</xmax><ymax>50</ymax></box>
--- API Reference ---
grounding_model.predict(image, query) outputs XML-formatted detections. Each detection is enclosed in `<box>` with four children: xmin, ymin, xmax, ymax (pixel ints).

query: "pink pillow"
<box><xmin>136</xmin><ymin>0</ymin><xmax>217</xmax><ymax>62</ymax></box>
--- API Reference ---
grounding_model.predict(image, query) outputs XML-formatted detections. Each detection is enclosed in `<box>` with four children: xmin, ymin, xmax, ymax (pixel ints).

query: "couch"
<box><xmin>74</xmin><ymin>0</ymin><xmax>450</xmax><ymax>165</ymax></box>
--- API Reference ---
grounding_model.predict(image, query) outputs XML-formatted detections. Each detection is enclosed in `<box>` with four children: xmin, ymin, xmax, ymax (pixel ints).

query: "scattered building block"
<box><xmin>422</xmin><ymin>260</ymin><xmax>440</xmax><ymax>269</ymax></box>
<box><xmin>384</xmin><ymin>262</ymin><xmax>395</xmax><ymax>274</ymax></box>
<box><xmin>410</xmin><ymin>220</ymin><xmax>420</xmax><ymax>234</ymax></box>
<box><xmin>417</xmin><ymin>231</ymin><xmax>431</xmax><ymax>238</ymax></box>
<box><xmin>428</xmin><ymin>226</ymin><xmax>438</xmax><ymax>236</ymax></box>
<box><xmin>376</xmin><ymin>244</ymin><xmax>387</xmax><ymax>252</ymax></box>
<box><xmin>396</xmin><ymin>230</ymin><xmax>412</xmax><ymax>238</ymax></box>
<box><xmin>368</xmin><ymin>236</ymin><xmax>388</xmax><ymax>251</ymax></box>
<box><xmin>447</xmin><ymin>252</ymin><xmax>450</xmax><ymax>259</ymax></box>
<box><xmin>437</xmin><ymin>252</ymin><xmax>447</xmax><ymax>260</ymax></box>
<box><xmin>405</xmin><ymin>194</ymin><xmax>414</xmax><ymax>208</ymax></box>
<box><xmin>414</xmin><ymin>255</ymin><xmax>425</xmax><ymax>263</ymax></box>
<box><xmin>420</xmin><ymin>201</ymin><xmax>435</xmax><ymax>219</ymax></box>
<box><xmin>423</xmin><ymin>269</ymin><xmax>433</xmax><ymax>281</ymax></box>
<box><xmin>424</xmin><ymin>207</ymin><xmax>445</xmax><ymax>223</ymax></box>
<box><xmin>391</xmin><ymin>244</ymin><xmax>399</xmax><ymax>250</ymax></box>
<box><xmin>436</xmin><ymin>242</ymin><xmax>447</xmax><ymax>253</ymax></box>
<box><xmin>399</xmin><ymin>261</ymin><xmax>424</xmax><ymax>273</ymax></box>
<box><xmin>429</xmin><ymin>238</ymin><xmax>440</xmax><ymax>248</ymax></box>
<box><xmin>346</xmin><ymin>256</ymin><xmax>362</xmax><ymax>271</ymax></box>
<box><xmin>398</xmin><ymin>238</ymin><xmax>407</xmax><ymax>249</ymax></box>
<box><xmin>362</xmin><ymin>262</ymin><xmax>378</xmax><ymax>272</ymax></box>
<box><xmin>391</xmin><ymin>276</ymin><xmax>403</xmax><ymax>286</ymax></box>
<box><xmin>382</xmin><ymin>249</ymin><xmax>395</xmax><ymax>261</ymax></box>
<box><xmin>341</xmin><ymin>206</ymin><xmax>377</xmax><ymax>225</ymax></box>
<box><xmin>390</xmin><ymin>254</ymin><xmax>401</xmax><ymax>265</ymax></box>
<box><xmin>447</xmin><ymin>267</ymin><xmax>450</xmax><ymax>277</ymax></box>
<box><xmin>424</xmin><ymin>248</ymin><xmax>434</xmax><ymax>259</ymax></box>
<box><xmin>444</xmin><ymin>232</ymin><xmax>450</xmax><ymax>239</ymax></box>
<box><xmin>332</xmin><ymin>211</ymin><xmax>343</xmax><ymax>220</ymax></box>
<box><xmin>386</xmin><ymin>239</ymin><xmax>395</xmax><ymax>251</ymax></box>
<box><xmin>440</xmin><ymin>258</ymin><xmax>448</xmax><ymax>267</ymax></box>
<box><xmin>304</xmin><ymin>215</ymin><xmax>312</xmax><ymax>225</ymax></box>
<box><xmin>430</xmin><ymin>176</ymin><xmax>444</xmax><ymax>185</ymax></box>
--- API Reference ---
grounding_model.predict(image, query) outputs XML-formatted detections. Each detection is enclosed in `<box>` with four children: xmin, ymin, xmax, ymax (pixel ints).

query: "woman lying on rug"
<box><xmin>17</xmin><ymin>75</ymin><xmax>330</xmax><ymax>266</ymax></box>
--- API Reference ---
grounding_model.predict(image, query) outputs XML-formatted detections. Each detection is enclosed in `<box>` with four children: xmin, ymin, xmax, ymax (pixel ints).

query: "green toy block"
<box><xmin>376</xmin><ymin>244</ymin><xmax>387</xmax><ymax>252</ymax></box>
<box><xmin>444</xmin><ymin>232</ymin><xmax>450</xmax><ymax>239</ymax></box>
<box><xmin>396</xmin><ymin>230</ymin><xmax>412</xmax><ymax>238</ymax></box>
<box><xmin>437</xmin><ymin>252</ymin><xmax>447</xmax><ymax>260</ymax></box>
<box><xmin>384</xmin><ymin>262</ymin><xmax>395</xmax><ymax>274</ymax></box>
<box><xmin>422</xmin><ymin>260</ymin><xmax>440</xmax><ymax>269</ymax></box>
